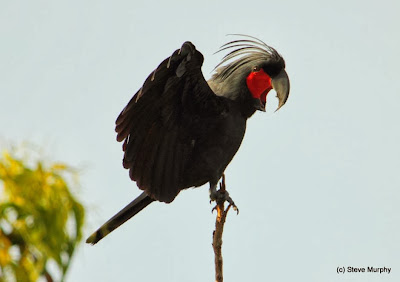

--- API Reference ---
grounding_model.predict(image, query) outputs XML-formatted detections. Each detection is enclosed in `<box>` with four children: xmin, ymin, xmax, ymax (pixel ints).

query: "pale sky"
<box><xmin>1</xmin><ymin>0</ymin><xmax>400</xmax><ymax>281</ymax></box>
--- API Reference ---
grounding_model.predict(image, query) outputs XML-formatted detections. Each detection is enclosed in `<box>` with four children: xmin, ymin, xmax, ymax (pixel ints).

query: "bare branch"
<box><xmin>212</xmin><ymin>174</ymin><xmax>232</xmax><ymax>282</ymax></box>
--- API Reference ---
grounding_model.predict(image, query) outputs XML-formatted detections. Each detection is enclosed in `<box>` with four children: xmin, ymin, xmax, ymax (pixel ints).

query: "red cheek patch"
<box><xmin>246</xmin><ymin>69</ymin><xmax>272</xmax><ymax>102</ymax></box>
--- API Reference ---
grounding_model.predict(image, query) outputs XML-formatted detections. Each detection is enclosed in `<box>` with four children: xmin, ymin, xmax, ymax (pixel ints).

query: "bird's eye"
<box><xmin>252</xmin><ymin>66</ymin><xmax>260</xmax><ymax>72</ymax></box>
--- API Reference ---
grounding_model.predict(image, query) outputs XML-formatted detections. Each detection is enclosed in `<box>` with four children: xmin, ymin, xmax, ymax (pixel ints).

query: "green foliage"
<box><xmin>0</xmin><ymin>150</ymin><xmax>85</xmax><ymax>282</ymax></box>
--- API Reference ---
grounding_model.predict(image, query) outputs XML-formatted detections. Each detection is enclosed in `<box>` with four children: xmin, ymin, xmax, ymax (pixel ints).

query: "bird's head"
<box><xmin>211</xmin><ymin>35</ymin><xmax>290</xmax><ymax>113</ymax></box>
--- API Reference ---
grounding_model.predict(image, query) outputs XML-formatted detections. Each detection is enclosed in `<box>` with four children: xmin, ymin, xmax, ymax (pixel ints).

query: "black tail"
<box><xmin>86</xmin><ymin>192</ymin><xmax>154</xmax><ymax>245</ymax></box>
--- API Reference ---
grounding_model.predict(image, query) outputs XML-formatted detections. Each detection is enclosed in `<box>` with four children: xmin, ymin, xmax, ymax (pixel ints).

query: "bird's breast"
<box><xmin>181</xmin><ymin>110</ymin><xmax>247</xmax><ymax>188</ymax></box>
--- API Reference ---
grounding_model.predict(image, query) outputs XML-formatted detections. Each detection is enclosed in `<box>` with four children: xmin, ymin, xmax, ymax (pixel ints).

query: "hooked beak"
<box><xmin>271</xmin><ymin>69</ymin><xmax>290</xmax><ymax>112</ymax></box>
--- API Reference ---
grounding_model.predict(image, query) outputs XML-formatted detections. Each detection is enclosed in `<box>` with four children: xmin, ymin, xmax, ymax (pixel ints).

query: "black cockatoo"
<box><xmin>87</xmin><ymin>35</ymin><xmax>290</xmax><ymax>244</ymax></box>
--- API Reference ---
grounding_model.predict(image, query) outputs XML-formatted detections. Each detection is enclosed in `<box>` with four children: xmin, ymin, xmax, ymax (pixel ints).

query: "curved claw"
<box><xmin>211</xmin><ymin>203</ymin><xmax>239</xmax><ymax>214</ymax></box>
<box><xmin>228</xmin><ymin>203</ymin><xmax>239</xmax><ymax>215</ymax></box>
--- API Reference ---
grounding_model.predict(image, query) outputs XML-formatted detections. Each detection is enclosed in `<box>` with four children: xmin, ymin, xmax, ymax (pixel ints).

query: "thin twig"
<box><xmin>212</xmin><ymin>174</ymin><xmax>232</xmax><ymax>282</ymax></box>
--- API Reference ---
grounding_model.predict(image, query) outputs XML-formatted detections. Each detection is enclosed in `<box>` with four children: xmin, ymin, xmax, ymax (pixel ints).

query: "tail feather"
<box><xmin>86</xmin><ymin>192</ymin><xmax>154</xmax><ymax>245</ymax></box>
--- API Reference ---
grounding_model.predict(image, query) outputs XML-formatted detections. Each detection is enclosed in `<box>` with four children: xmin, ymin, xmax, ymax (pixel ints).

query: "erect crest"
<box><xmin>213</xmin><ymin>34</ymin><xmax>283</xmax><ymax>80</ymax></box>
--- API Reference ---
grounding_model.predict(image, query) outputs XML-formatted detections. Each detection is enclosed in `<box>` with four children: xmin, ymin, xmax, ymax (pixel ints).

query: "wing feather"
<box><xmin>115</xmin><ymin>41</ymin><xmax>228</xmax><ymax>202</ymax></box>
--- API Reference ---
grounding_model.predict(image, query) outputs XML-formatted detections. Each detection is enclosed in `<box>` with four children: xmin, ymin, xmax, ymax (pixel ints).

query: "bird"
<box><xmin>86</xmin><ymin>35</ymin><xmax>290</xmax><ymax>245</ymax></box>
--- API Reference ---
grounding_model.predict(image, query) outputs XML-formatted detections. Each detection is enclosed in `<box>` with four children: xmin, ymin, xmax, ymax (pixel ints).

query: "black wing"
<box><xmin>115</xmin><ymin>42</ymin><xmax>227</xmax><ymax>203</ymax></box>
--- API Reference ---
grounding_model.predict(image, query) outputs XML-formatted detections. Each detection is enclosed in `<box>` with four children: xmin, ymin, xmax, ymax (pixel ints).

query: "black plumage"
<box><xmin>87</xmin><ymin>35</ymin><xmax>290</xmax><ymax>244</ymax></box>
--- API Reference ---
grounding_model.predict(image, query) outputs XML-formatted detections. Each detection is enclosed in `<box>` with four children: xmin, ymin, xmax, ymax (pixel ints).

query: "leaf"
<box><xmin>0</xmin><ymin>148</ymin><xmax>85</xmax><ymax>282</ymax></box>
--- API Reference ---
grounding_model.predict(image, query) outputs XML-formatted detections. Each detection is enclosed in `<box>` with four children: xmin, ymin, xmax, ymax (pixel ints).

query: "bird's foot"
<box><xmin>209</xmin><ymin>175</ymin><xmax>239</xmax><ymax>214</ymax></box>
<box><xmin>210</xmin><ymin>189</ymin><xmax>239</xmax><ymax>214</ymax></box>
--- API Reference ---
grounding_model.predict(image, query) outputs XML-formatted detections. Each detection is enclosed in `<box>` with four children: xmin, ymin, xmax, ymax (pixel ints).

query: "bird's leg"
<box><xmin>209</xmin><ymin>174</ymin><xmax>239</xmax><ymax>214</ymax></box>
